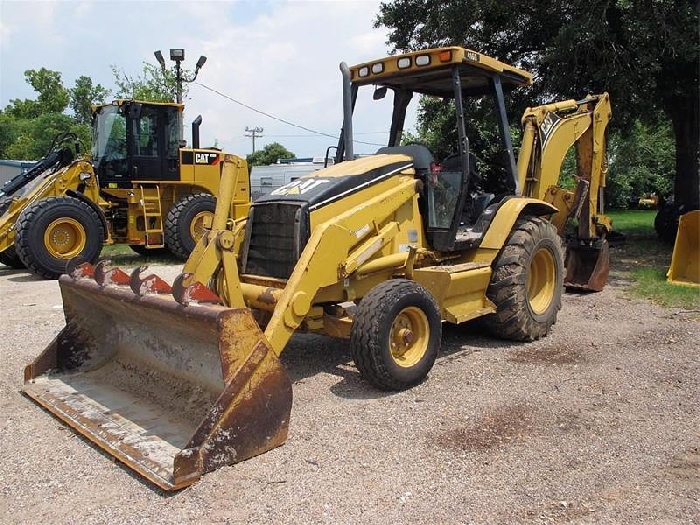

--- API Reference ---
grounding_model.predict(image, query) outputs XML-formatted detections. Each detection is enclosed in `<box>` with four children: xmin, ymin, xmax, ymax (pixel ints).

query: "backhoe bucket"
<box><xmin>23</xmin><ymin>275</ymin><xmax>292</xmax><ymax>490</ymax></box>
<box><xmin>564</xmin><ymin>238</ymin><xmax>610</xmax><ymax>292</ymax></box>
<box><xmin>667</xmin><ymin>210</ymin><xmax>700</xmax><ymax>286</ymax></box>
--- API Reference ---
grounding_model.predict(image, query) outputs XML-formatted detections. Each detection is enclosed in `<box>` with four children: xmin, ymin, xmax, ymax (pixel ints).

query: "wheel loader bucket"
<box><xmin>667</xmin><ymin>210</ymin><xmax>700</xmax><ymax>287</ymax></box>
<box><xmin>23</xmin><ymin>272</ymin><xmax>292</xmax><ymax>491</ymax></box>
<box><xmin>564</xmin><ymin>238</ymin><xmax>610</xmax><ymax>292</ymax></box>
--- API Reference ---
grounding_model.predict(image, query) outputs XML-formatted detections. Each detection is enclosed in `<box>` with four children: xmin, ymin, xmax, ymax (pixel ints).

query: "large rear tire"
<box><xmin>484</xmin><ymin>216</ymin><xmax>563</xmax><ymax>341</ymax></box>
<box><xmin>165</xmin><ymin>194</ymin><xmax>216</xmax><ymax>260</ymax></box>
<box><xmin>0</xmin><ymin>246</ymin><xmax>25</xmax><ymax>269</ymax></box>
<box><xmin>15</xmin><ymin>196</ymin><xmax>104</xmax><ymax>279</ymax></box>
<box><xmin>350</xmin><ymin>279</ymin><xmax>441</xmax><ymax>391</ymax></box>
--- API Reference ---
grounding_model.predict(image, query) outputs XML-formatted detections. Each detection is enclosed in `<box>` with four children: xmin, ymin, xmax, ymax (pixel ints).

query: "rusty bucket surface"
<box><xmin>23</xmin><ymin>275</ymin><xmax>292</xmax><ymax>490</ymax></box>
<box><xmin>564</xmin><ymin>238</ymin><xmax>610</xmax><ymax>292</ymax></box>
<box><xmin>668</xmin><ymin>210</ymin><xmax>700</xmax><ymax>287</ymax></box>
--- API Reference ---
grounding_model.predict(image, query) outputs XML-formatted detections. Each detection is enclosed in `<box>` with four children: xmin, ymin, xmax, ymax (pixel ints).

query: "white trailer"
<box><xmin>250</xmin><ymin>157</ymin><xmax>333</xmax><ymax>200</ymax></box>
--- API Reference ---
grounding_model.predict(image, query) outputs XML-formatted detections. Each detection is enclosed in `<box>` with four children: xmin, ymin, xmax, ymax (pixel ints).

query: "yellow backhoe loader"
<box><xmin>23</xmin><ymin>47</ymin><xmax>610</xmax><ymax>490</ymax></box>
<box><xmin>0</xmin><ymin>100</ymin><xmax>250</xmax><ymax>278</ymax></box>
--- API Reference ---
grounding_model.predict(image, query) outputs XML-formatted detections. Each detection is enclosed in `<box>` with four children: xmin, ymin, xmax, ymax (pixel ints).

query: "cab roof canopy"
<box><xmin>349</xmin><ymin>47</ymin><xmax>532</xmax><ymax>98</ymax></box>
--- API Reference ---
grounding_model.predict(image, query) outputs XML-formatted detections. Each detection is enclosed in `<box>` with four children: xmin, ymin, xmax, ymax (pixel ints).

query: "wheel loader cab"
<box><xmin>337</xmin><ymin>47</ymin><xmax>532</xmax><ymax>252</ymax></box>
<box><xmin>92</xmin><ymin>101</ymin><xmax>181</xmax><ymax>188</ymax></box>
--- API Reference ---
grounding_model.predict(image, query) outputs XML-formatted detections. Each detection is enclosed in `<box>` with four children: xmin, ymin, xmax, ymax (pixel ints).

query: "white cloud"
<box><xmin>0</xmin><ymin>0</ymin><xmax>416</xmax><ymax>158</ymax></box>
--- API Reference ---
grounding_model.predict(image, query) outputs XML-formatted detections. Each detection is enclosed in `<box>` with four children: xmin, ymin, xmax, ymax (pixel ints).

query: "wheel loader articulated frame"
<box><xmin>24</xmin><ymin>47</ymin><xmax>611</xmax><ymax>490</ymax></box>
<box><xmin>0</xmin><ymin>100</ymin><xmax>250</xmax><ymax>278</ymax></box>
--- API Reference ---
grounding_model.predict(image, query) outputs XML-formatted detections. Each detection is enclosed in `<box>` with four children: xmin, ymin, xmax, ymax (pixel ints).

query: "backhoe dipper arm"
<box><xmin>517</xmin><ymin>93</ymin><xmax>612</xmax><ymax>239</ymax></box>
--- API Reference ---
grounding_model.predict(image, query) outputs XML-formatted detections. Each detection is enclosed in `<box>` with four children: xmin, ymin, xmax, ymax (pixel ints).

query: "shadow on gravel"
<box><xmin>2</xmin><ymin>270</ymin><xmax>46</xmax><ymax>282</ymax></box>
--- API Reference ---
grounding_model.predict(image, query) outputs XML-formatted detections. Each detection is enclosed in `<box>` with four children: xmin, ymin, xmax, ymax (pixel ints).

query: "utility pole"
<box><xmin>245</xmin><ymin>126</ymin><xmax>264</xmax><ymax>153</ymax></box>
<box><xmin>154</xmin><ymin>48</ymin><xmax>207</xmax><ymax>143</ymax></box>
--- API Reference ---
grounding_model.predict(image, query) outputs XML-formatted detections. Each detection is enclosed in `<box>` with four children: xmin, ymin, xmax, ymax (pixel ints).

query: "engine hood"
<box><xmin>255</xmin><ymin>154</ymin><xmax>414</xmax><ymax>210</ymax></box>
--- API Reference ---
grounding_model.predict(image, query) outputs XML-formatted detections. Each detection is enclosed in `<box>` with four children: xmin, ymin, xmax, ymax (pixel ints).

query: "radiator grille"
<box><xmin>243</xmin><ymin>203</ymin><xmax>304</xmax><ymax>279</ymax></box>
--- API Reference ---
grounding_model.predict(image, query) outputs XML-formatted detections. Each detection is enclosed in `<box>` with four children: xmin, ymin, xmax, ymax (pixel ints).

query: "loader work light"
<box><xmin>371</xmin><ymin>62</ymin><xmax>384</xmax><ymax>74</ymax></box>
<box><xmin>358</xmin><ymin>66</ymin><xmax>369</xmax><ymax>77</ymax></box>
<box><xmin>170</xmin><ymin>48</ymin><xmax>185</xmax><ymax>61</ymax></box>
<box><xmin>397</xmin><ymin>57</ymin><xmax>411</xmax><ymax>69</ymax></box>
<box><xmin>415</xmin><ymin>55</ymin><xmax>430</xmax><ymax>66</ymax></box>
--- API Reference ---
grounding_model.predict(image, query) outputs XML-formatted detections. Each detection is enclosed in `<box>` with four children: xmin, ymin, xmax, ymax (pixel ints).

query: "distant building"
<box><xmin>0</xmin><ymin>160</ymin><xmax>36</xmax><ymax>187</ymax></box>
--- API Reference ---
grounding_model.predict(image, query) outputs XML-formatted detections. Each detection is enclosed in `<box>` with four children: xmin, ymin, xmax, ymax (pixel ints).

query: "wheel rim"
<box><xmin>527</xmin><ymin>247</ymin><xmax>556</xmax><ymax>314</ymax></box>
<box><xmin>189</xmin><ymin>210</ymin><xmax>213</xmax><ymax>241</ymax></box>
<box><xmin>44</xmin><ymin>218</ymin><xmax>87</xmax><ymax>259</ymax></box>
<box><xmin>389</xmin><ymin>306</ymin><xmax>430</xmax><ymax>368</ymax></box>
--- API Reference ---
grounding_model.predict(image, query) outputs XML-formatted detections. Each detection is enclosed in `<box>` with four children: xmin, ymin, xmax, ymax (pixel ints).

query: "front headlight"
<box><xmin>79</xmin><ymin>172</ymin><xmax>92</xmax><ymax>181</ymax></box>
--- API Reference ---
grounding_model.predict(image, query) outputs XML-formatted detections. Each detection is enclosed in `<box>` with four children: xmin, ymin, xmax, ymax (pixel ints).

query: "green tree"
<box><xmin>246</xmin><ymin>143</ymin><xmax>295</xmax><ymax>170</ymax></box>
<box><xmin>112</xmin><ymin>63</ymin><xmax>192</xmax><ymax>102</ymax></box>
<box><xmin>607</xmin><ymin>119</ymin><xmax>675</xmax><ymax>208</ymax></box>
<box><xmin>376</xmin><ymin>0</ymin><xmax>699</xmax><ymax>207</ymax></box>
<box><xmin>5</xmin><ymin>68</ymin><xmax>70</xmax><ymax>119</ymax></box>
<box><xmin>70</xmin><ymin>76</ymin><xmax>110</xmax><ymax>125</ymax></box>
<box><xmin>1</xmin><ymin>69</ymin><xmax>102</xmax><ymax>159</ymax></box>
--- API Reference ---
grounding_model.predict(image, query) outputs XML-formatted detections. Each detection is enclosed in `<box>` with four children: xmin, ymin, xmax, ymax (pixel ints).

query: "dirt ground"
<box><xmin>0</xmin><ymin>260</ymin><xmax>698</xmax><ymax>524</ymax></box>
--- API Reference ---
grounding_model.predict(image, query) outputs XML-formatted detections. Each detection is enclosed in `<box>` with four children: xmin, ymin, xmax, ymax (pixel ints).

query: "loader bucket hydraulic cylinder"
<box><xmin>23</xmin><ymin>274</ymin><xmax>292</xmax><ymax>490</ymax></box>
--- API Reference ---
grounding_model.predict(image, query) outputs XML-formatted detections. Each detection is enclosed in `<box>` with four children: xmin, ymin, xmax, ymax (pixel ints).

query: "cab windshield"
<box><xmin>92</xmin><ymin>105</ymin><xmax>127</xmax><ymax>164</ymax></box>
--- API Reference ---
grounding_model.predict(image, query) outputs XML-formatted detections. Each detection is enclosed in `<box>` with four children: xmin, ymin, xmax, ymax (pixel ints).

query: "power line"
<box><xmin>245</xmin><ymin>126</ymin><xmax>264</xmax><ymax>152</ymax></box>
<box><xmin>194</xmin><ymin>82</ymin><xmax>385</xmax><ymax>147</ymax></box>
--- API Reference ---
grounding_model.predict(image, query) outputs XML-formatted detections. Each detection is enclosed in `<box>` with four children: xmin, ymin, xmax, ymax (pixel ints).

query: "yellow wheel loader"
<box><xmin>23</xmin><ymin>47</ymin><xmax>610</xmax><ymax>490</ymax></box>
<box><xmin>0</xmin><ymin>100</ymin><xmax>250</xmax><ymax>278</ymax></box>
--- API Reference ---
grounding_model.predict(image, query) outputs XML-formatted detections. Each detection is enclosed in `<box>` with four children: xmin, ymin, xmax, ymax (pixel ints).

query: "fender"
<box><xmin>65</xmin><ymin>189</ymin><xmax>109</xmax><ymax>240</ymax></box>
<box><xmin>480</xmin><ymin>197</ymin><xmax>558</xmax><ymax>250</ymax></box>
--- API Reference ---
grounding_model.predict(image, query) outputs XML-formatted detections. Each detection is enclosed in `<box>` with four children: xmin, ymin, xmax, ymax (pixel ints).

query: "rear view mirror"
<box><xmin>373</xmin><ymin>86</ymin><xmax>388</xmax><ymax>100</ymax></box>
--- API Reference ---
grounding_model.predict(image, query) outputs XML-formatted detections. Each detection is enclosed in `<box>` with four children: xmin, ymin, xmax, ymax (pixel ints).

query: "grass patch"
<box><xmin>630</xmin><ymin>267</ymin><xmax>700</xmax><ymax>310</ymax></box>
<box><xmin>607</xmin><ymin>209</ymin><xmax>656</xmax><ymax>236</ymax></box>
<box><xmin>99</xmin><ymin>244</ymin><xmax>181</xmax><ymax>267</ymax></box>
<box><xmin>606</xmin><ymin>209</ymin><xmax>700</xmax><ymax>309</ymax></box>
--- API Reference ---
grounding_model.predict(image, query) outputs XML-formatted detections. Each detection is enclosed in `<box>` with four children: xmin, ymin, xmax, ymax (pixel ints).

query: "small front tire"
<box><xmin>350</xmin><ymin>279</ymin><xmax>441</xmax><ymax>391</ymax></box>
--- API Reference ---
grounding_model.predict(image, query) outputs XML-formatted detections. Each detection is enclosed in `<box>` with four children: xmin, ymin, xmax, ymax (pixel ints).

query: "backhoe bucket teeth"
<box><xmin>564</xmin><ymin>238</ymin><xmax>610</xmax><ymax>292</ymax></box>
<box><xmin>667</xmin><ymin>210</ymin><xmax>700</xmax><ymax>286</ymax></box>
<box><xmin>23</xmin><ymin>275</ymin><xmax>292</xmax><ymax>491</ymax></box>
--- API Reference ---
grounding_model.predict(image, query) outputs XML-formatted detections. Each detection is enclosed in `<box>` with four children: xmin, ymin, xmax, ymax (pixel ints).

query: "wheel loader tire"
<box><xmin>15</xmin><ymin>196</ymin><xmax>104</xmax><ymax>279</ymax></box>
<box><xmin>165</xmin><ymin>193</ymin><xmax>216</xmax><ymax>260</ymax></box>
<box><xmin>350</xmin><ymin>279</ymin><xmax>441</xmax><ymax>391</ymax></box>
<box><xmin>0</xmin><ymin>246</ymin><xmax>25</xmax><ymax>269</ymax></box>
<box><xmin>484</xmin><ymin>216</ymin><xmax>563</xmax><ymax>341</ymax></box>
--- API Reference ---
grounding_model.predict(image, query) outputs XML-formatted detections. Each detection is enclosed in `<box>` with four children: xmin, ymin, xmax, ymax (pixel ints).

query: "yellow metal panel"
<box><xmin>668</xmin><ymin>210</ymin><xmax>700</xmax><ymax>287</ymax></box>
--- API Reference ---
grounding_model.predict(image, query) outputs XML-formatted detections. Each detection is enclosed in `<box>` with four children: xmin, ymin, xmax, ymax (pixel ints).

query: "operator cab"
<box><xmin>338</xmin><ymin>47</ymin><xmax>532</xmax><ymax>252</ymax></box>
<box><xmin>92</xmin><ymin>100</ymin><xmax>181</xmax><ymax>189</ymax></box>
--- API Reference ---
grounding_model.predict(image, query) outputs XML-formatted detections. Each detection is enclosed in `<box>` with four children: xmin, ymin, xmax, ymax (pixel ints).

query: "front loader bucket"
<box><xmin>564</xmin><ymin>238</ymin><xmax>610</xmax><ymax>292</ymax></box>
<box><xmin>23</xmin><ymin>275</ymin><xmax>292</xmax><ymax>490</ymax></box>
<box><xmin>667</xmin><ymin>210</ymin><xmax>700</xmax><ymax>286</ymax></box>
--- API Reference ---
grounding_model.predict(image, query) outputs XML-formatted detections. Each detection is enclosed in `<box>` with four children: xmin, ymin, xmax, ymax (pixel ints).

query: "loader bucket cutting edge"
<box><xmin>564</xmin><ymin>239</ymin><xmax>610</xmax><ymax>292</ymax></box>
<box><xmin>23</xmin><ymin>275</ymin><xmax>293</xmax><ymax>490</ymax></box>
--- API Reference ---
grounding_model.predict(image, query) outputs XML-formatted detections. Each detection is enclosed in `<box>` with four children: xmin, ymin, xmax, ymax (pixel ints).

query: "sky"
<box><xmin>0</xmin><ymin>0</ymin><xmax>417</xmax><ymax>159</ymax></box>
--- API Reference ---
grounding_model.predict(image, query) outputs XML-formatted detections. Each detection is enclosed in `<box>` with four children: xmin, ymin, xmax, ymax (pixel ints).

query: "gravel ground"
<box><xmin>0</xmin><ymin>262</ymin><xmax>698</xmax><ymax>524</ymax></box>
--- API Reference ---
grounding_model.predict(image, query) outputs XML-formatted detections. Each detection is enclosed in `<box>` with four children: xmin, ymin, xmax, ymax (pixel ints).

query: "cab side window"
<box><xmin>133</xmin><ymin>108</ymin><xmax>159</xmax><ymax>157</ymax></box>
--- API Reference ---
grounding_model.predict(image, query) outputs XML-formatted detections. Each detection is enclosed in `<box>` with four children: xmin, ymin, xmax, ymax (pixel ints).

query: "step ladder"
<box><xmin>138</xmin><ymin>184</ymin><xmax>165</xmax><ymax>248</ymax></box>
